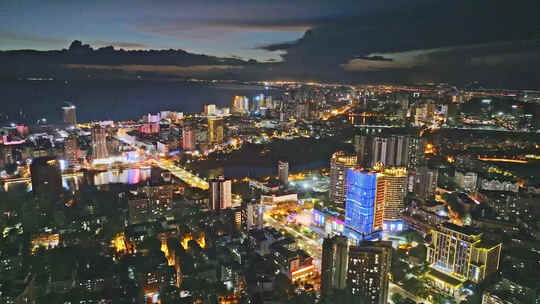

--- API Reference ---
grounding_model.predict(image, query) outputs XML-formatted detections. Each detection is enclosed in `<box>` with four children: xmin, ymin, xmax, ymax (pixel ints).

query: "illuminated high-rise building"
<box><xmin>204</xmin><ymin>104</ymin><xmax>217</xmax><ymax>116</ymax></box>
<box><xmin>30</xmin><ymin>157</ymin><xmax>62</xmax><ymax>198</ymax></box>
<box><xmin>232</xmin><ymin>96</ymin><xmax>249</xmax><ymax>112</ymax></box>
<box><xmin>182</xmin><ymin>125</ymin><xmax>196</xmax><ymax>151</ymax></box>
<box><xmin>62</xmin><ymin>104</ymin><xmax>77</xmax><ymax>126</ymax></box>
<box><xmin>64</xmin><ymin>134</ymin><xmax>79</xmax><ymax>166</ymax></box>
<box><xmin>278</xmin><ymin>160</ymin><xmax>289</xmax><ymax>185</ymax></box>
<box><xmin>209</xmin><ymin>176</ymin><xmax>232</xmax><ymax>210</ymax></box>
<box><xmin>329</xmin><ymin>151</ymin><xmax>358</xmax><ymax>205</ymax></box>
<box><xmin>321</xmin><ymin>235</ymin><xmax>348</xmax><ymax>297</ymax></box>
<box><xmin>426</xmin><ymin>223</ymin><xmax>501</xmax><ymax>291</ymax></box>
<box><xmin>344</xmin><ymin>169</ymin><xmax>386</xmax><ymax>238</ymax></box>
<box><xmin>91</xmin><ymin>126</ymin><xmax>109</xmax><ymax>160</ymax></box>
<box><xmin>347</xmin><ymin>241</ymin><xmax>392</xmax><ymax>304</ymax></box>
<box><xmin>208</xmin><ymin>117</ymin><xmax>224</xmax><ymax>144</ymax></box>
<box><xmin>246</xmin><ymin>200</ymin><xmax>263</xmax><ymax>230</ymax></box>
<box><xmin>380</xmin><ymin>167</ymin><xmax>407</xmax><ymax>232</ymax></box>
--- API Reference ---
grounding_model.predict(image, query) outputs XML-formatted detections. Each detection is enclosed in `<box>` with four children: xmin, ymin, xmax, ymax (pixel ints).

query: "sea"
<box><xmin>0</xmin><ymin>79</ymin><xmax>278</xmax><ymax>124</ymax></box>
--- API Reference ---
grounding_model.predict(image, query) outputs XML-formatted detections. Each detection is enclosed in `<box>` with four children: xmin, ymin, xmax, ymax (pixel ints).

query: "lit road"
<box><xmin>264</xmin><ymin>213</ymin><xmax>322</xmax><ymax>271</ymax></box>
<box><xmin>153</xmin><ymin>160</ymin><xmax>209</xmax><ymax>190</ymax></box>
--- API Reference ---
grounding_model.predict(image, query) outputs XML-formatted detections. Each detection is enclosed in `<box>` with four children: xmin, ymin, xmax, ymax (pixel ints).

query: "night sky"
<box><xmin>2</xmin><ymin>0</ymin><xmax>540</xmax><ymax>87</ymax></box>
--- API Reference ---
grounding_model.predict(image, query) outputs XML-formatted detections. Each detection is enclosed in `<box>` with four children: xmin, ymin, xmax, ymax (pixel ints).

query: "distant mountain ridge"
<box><xmin>0</xmin><ymin>40</ymin><xmax>250</xmax><ymax>67</ymax></box>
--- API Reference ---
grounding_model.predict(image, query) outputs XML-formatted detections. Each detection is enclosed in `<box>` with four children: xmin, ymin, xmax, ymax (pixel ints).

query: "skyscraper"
<box><xmin>354</xmin><ymin>134</ymin><xmax>370</xmax><ymax>167</ymax></box>
<box><xmin>62</xmin><ymin>104</ymin><xmax>77</xmax><ymax>126</ymax></box>
<box><xmin>246</xmin><ymin>200</ymin><xmax>263</xmax><ymax>230</ymax></box>
<box><xmin>204</xmin><ymin>104</ymin><xmax>217</xmax><ymax>116</ymax></box>
<box><xmin>64</xmin><ymin>134</ymin><xmax>79</xmax><ymax>167</ymax></box>
<box><xmin>345</xmin><ymin>169</ymin><xmax>386</xmax><ymax>238</ymax></box>
<box><xmin>414</xmin><ymin>167</ymin><xmax>438</xmax><ymax>201</ymax></box>
<box><xmin>208</xmin><ymin>116</ymin><xmax>224</xmax><ymax>145</ymax></box>
<box><xmin>321</xmin><ymin>235</ymin><xmax>348</xmax><ymax>297</ymax></box>
<box><xmin>182</xmin><ymin>125</ymin><xmax>196</xmax><ymax>151</ymax></box>
<box><xmin>370</xmin><ymin>135</ymin><xmax>410</xmax><ymax>167</ymax></box>
<box><xmin>407</xmin><ymin>136</ymin><xmax>424</xmax><ymax>170</ymax></box>
<box><xmin>91</xmin><ymin>126</ymin><xmax>109</xmax><ymax>160</ymax></box>
<box><xmin>330</xmin><ymin>151</ymin><xmax>358</xmax><ymax>205</ymax></box>
<box><xmin>347</xmin><ymin>241</ymin><xmax>392</xmax><ymax>304</ymax></box>
<box><xmin>209</xmin><ymin>176</ymin><xmax>232</xmax><ymax>210</ymax></box>
<box><xmin>232</xmin><ymin>96</ymin><xmax>249</xmax><ymax>112</ymax></box>
<box><xmin>427</xmin><ymin>223</ymin><xmax>501</xmax><ymax>285</ymax></box>
<box><xmin>30</xmin><ymin>157</ymin><xmax>62</xmax><ymax>198</ymax></box>
<box><xmin>381</xmin><ymin>167</ymin><xmax>407</xmax><ymax>231</ymax></box>
<box><xmin>278</xmin><ymin>160</ymin><xmax>289</xmax><ymax>185</ymax></box>
<box><xmin>370</xmin><ymin>137</ymin><xmax>388</xmax><ymax>167</ymax></box>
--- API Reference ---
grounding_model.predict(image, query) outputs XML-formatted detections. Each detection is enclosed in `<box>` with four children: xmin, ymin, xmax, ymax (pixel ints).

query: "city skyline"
<box><xmin>0</xmin><ymin>2</ymin><xmax>539</xmax><ymax>303</ymax></box>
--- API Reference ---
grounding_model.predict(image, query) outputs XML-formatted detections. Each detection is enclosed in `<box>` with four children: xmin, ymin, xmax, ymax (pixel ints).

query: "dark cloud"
<box><xmin>255</xmin><ymin>0</ymin><xmax>540</xmax><ymax>87</ymax></box>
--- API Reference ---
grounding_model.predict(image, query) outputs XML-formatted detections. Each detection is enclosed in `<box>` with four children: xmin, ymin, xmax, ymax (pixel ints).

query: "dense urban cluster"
<box><xmin>0</xmin><ymin>81</ymin><xmax>539</xmax><ymax>304</ymax></box>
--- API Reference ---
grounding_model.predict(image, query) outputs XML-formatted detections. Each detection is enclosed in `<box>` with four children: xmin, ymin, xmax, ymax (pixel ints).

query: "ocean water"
<box><xmin>0</xmin><ymin>79</ymin><xmax>278</xmax><ymax>124</ymax></box>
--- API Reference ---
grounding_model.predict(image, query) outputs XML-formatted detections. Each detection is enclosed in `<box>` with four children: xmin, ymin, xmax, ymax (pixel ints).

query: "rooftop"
<box><xmin>426</xmin><ymin>267</ymin><xmax>464</xmax><ymax>288</ymax></box>
<box><xmin>441</xmin><ymin>222</ymin><xmax>481</xmax><ymax>236</ymax></box>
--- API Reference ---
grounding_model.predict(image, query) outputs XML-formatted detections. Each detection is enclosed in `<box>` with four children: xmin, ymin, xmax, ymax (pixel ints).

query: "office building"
<box><xmin>64</xmin><ymin>134</ymin><xmax>79</xmax><ymax>166</ymax></box>
<box><xmin>246</xmin><ymin>201</ymin><xmax>263</xmax><ymax>230</ymax></box>
<box><xmin>482</xmin><ymin>278</ymin><xmax>535</xmax><ymax>304</ymax></box>
<box><xmin>204</xmin><ymin>104</ymin><xmax>217</xmax><ymax>116</ymax></box>
<box><xmin>30</xmin><ymin>157</ymin><xmax>62</xmax><ymax>198</ymax></box>
<box><xmin>370</xmin><ymin>136</ymin><xmax>410</xmax><ymax>168</ymax></box>
<box><xmin>232</xmin><ymin>96</ymin><xmax>249</xmax><ymax>112</ymax></box>
<box><xmin>407</xmin><ymin>136</ymin><xmax>424</xmax><ymax>170</ymax></box>
<box><xmin>347</xmin><ymin>241</ymin><xmax>392</xmax><ymax>304</ymax></box>
<box><xmin>370</xmin><ymin>137</ymin><xmax>388</xmax><ymax>167</ymax></box>
<box><xmin>345</xmin><ymin>169</ymin><xmax>386</xmax><ymax>239</ymax></box>
<box><xmin>455</xmin><ymin>171</ymin><xmax>478</xmax><ymax>192</ymax></box>
<box><xmin>414</xmin><ymin>167</ymin><xmax>438</xmax><ymax>201</ymax></box>
<box><xmin>330</xmin><ymin>151</ymin><xmax>358</xmax><ymax>205</ymax></box>
<box><xmin>208</xmin><ymin>116</ymin><xmax>224</xmax><ymax>145</ymax></box>
<box><xmin>354</xmin><ymin>134</ymin><xmax>370</xmax><ymax>167</ymax></box>
<box><xmin>91</xmin><ymin>126</ymin><xmax>109</xmax><ymax>160</ymax></box>
<box><xmin>426</xmin><ymin>223</ymin><xmax>502</xmax><ymax>293</ymax></box>
<box><xmin>182</xmin><ymin>125</ymin><xmax>196</xmax><ymax>151</ymax></box>
<box><xmin>380</xmin><ymin>167</ymin><xmax>407</xmax><ymax>231</ymax></box>
<box><xmin>321</xmin><ymin>235</ymin><xmax>348</xmax><ymax>297</ymax></box>
<box><xmin>62</xmin><ymin>104</ymin><xmax>77</xmax><ymax>126</ymax></box>
<box><xmin>278</xmin><ymin>160</ymin><xmax>289</xmax><ymax>185</ymax></box>
<box><xmin>209</xmin><ymin>176</ymin><xmax>232</xmax><ymax>210</ymax></box>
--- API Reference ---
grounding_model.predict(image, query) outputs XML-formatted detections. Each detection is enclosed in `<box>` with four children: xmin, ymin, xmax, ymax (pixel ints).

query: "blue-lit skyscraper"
<box><xmin>345</xmin><ymin>169</ymin><xmax>386</xmax><ymax>242</ymax></box>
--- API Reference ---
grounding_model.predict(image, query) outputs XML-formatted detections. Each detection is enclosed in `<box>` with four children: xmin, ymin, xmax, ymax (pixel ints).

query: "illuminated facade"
<box><xmin>329</xmin><ymin>151</ymin><xmax>358</xmax><ymax>205</ymax></box>
<box><xmin>312</xmin><ymin>208</ymin><xmax>344</xmax><ymax>236</ymax></box>
<box><xmin>347</xmin><ymin>241</ymin><xmax>392</xmax><ymax>304</ymax></box>
<box><xmin>182</xmin><ymin>125</ymin><xmax>196</xmax><ymax>151</ymax></box>
<box><xmin>427</xmin><ymin>223</ymin><xmax>502</xmax><ymax>290</ymax></box>
<box><xmin>91</xmin><ymin>126</ymin><xmax>109</xmax><ymax>160</ymax></box>
<box><xmin>209</xmin><ymin>176</ymin><xmax>232</xmax><ymax>210</ymax></box>
<box><xmin>208</xmin><ymin>116</ymin><xmax>224</xmax><ymax>144</ymax></box>
<box><xmin>64</xmin><ymin>134</ymin><xmax>79</xmax><ymax>166</ymax></box>
<box><xmin>232</xmin><ymin>96</ymin><xmax>249</xmax><ymax>112</ymax></box>
<box><xmin>345</xmin><ymin>169</ymin><xmax>386</xmax><ymax>237</ymax></box>
<box><xmin>62</xmin><ymin>104</ymin><xmax>77</xmax><ymax>126</ymax></box>
<box><xmin>381</xmin><ymin>167</ymin><xmax>407</xmax><ymax>231</ymax></box>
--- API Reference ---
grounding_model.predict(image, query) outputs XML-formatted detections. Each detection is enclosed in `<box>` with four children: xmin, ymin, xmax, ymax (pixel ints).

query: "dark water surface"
<box><xmin>0</xmin><ymin>79</ymin><xmax>277</xmax><ymax>123</ymax></box>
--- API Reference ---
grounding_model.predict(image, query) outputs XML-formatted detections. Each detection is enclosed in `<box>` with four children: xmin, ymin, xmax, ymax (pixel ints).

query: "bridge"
<box><xmin>152</xmin><ymin>160</ymin><xmax>209</xmax><ymax>190</ymax></box>
<box><xmin>1</xmin><ymin>172</ymin><xmax>83</xmax><ymax>191</ymax></box>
